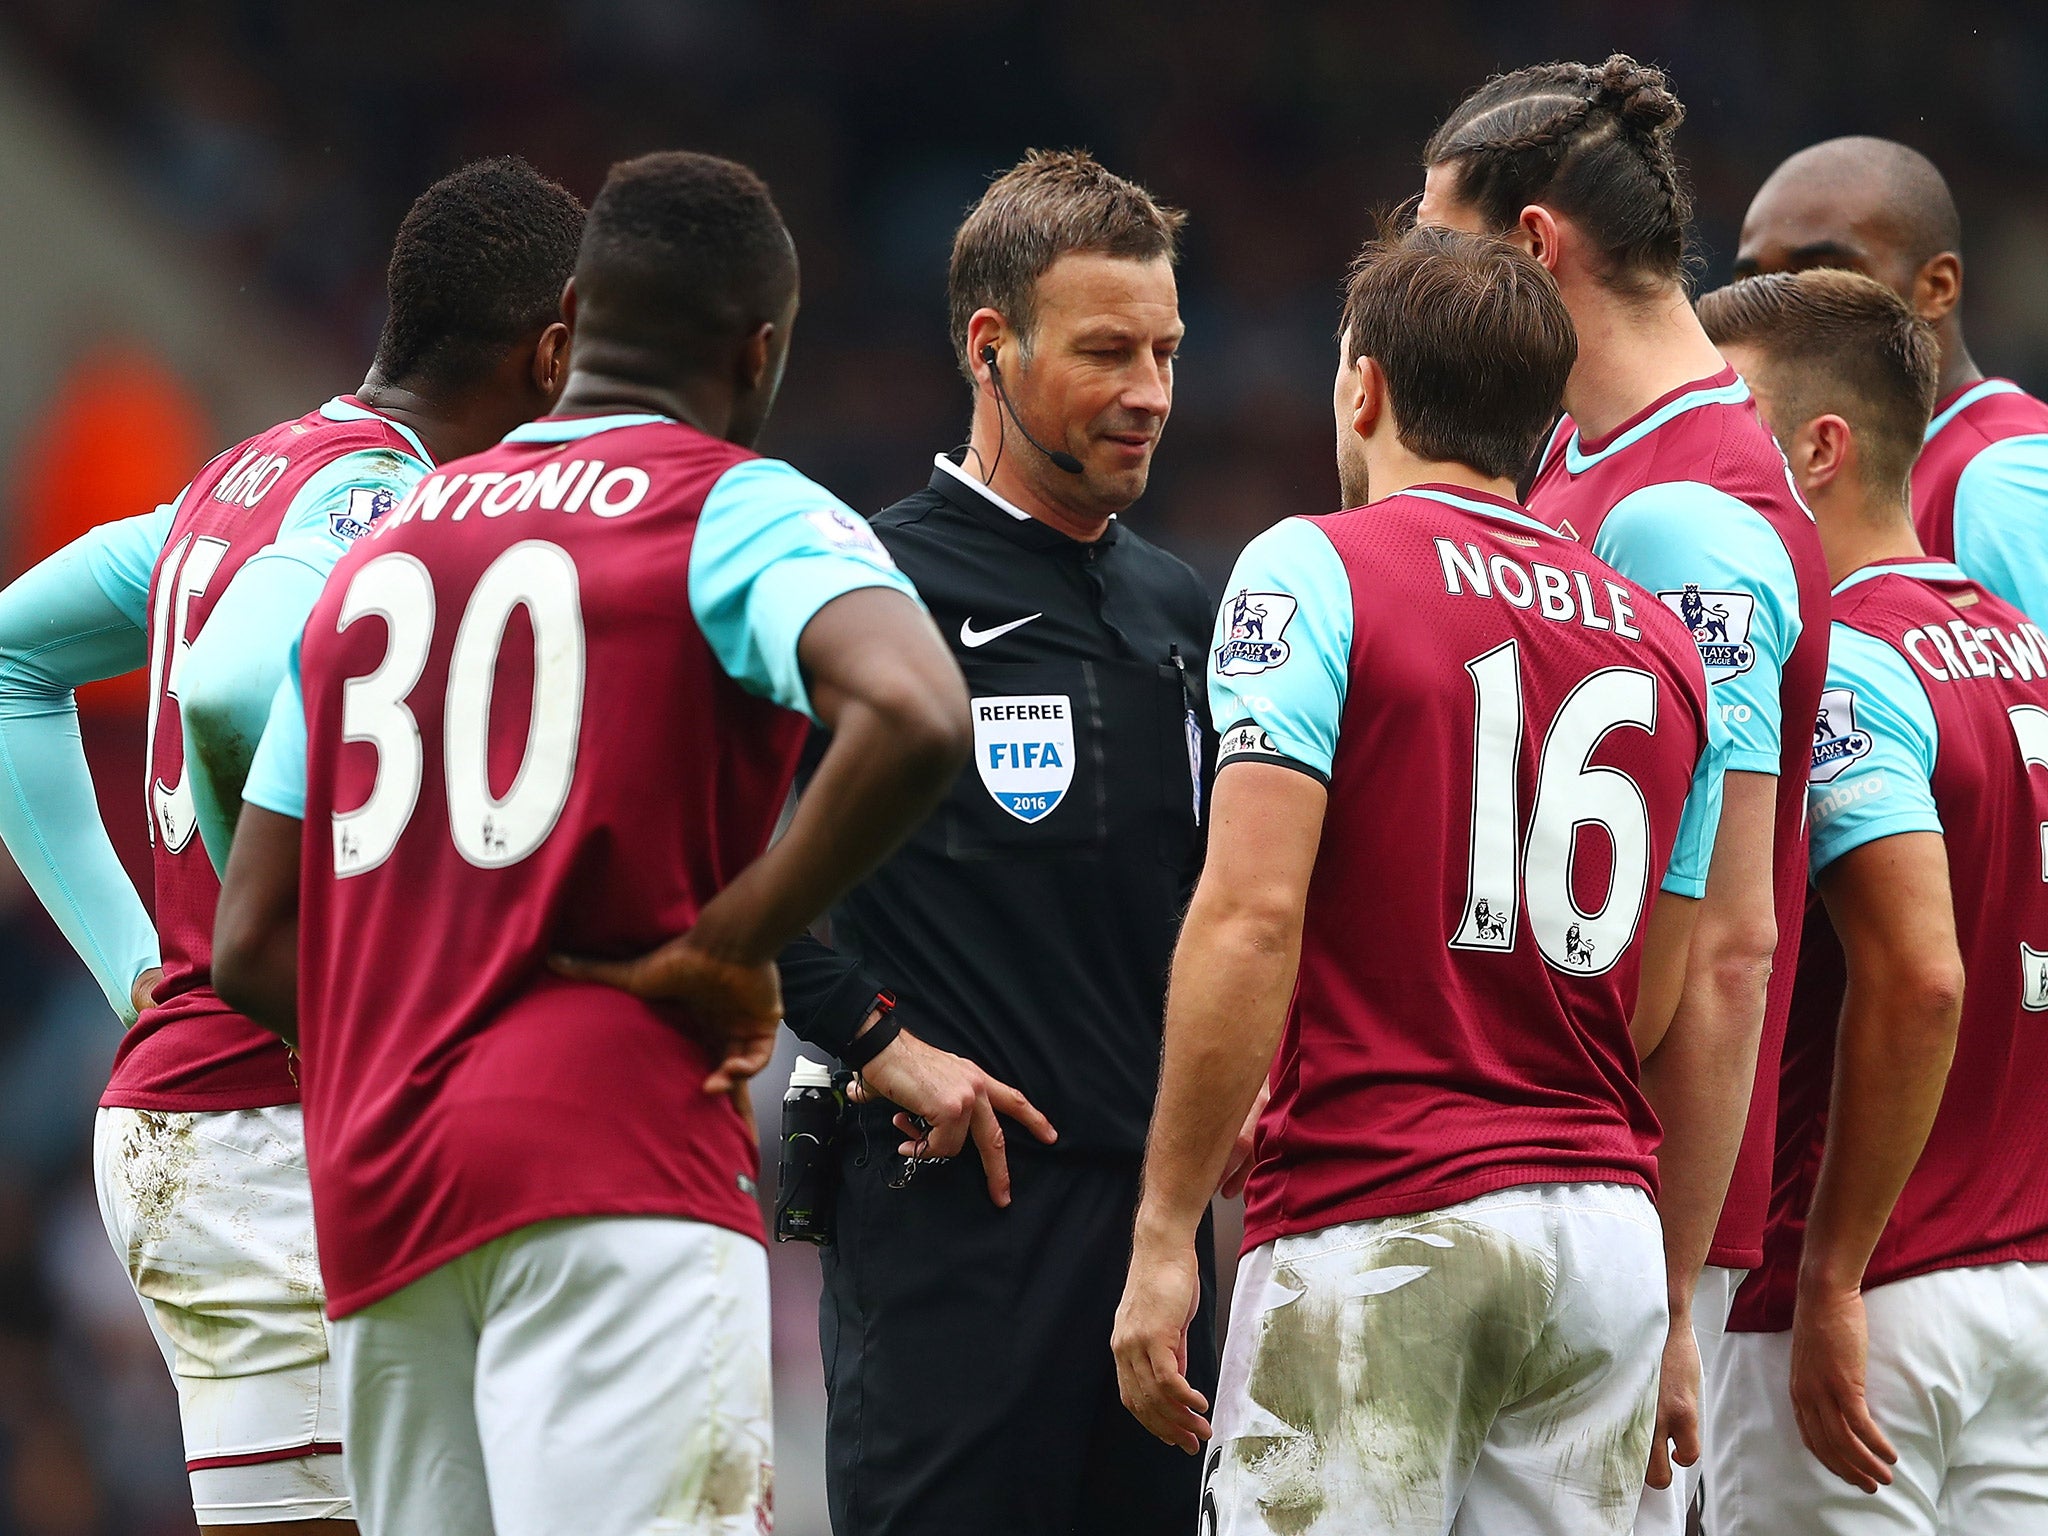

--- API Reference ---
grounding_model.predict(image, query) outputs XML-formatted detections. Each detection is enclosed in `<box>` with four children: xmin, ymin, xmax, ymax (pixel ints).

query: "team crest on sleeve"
<box><xmin>331</xmin><ymin>486</ymin><xmax>397</xmax><ymax>541</ymax></box>
<box><xmin>804</xmin><ymin>507</ymin><xmax>898</xmax><ymax>569</ymax></box>
<box><xmin>1657</xmin><ymin>584</ymin><xmax>1757</xmax><ymax>682</ymax></box>
<box><xmin>1809</xmin><ymin>687</ymin><xmax>1873</xmax><ymax>783</ymax></box>
<box><xmin>972</xmin><ymin>694</ymin><xmax>1073</xmax><ymax>823</ymax></box>
<box><xmin>1215</xmin><ymin>590</ymin><xmax>1298</xmax><ymax>676</ymax></box>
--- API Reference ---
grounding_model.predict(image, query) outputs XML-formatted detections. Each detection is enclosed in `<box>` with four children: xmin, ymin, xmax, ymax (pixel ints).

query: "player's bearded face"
<box><xmin>1333</xmin><ymin>339</ymin><xmax>1370</xmax><ymax>507</ymax></box>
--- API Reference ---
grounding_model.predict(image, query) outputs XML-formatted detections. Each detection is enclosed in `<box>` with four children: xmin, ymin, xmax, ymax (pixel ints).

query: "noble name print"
<box><xmin>1657</xmin><ymin>583</ymin><xmax>1757</xmax><ymax>682</ymax></box>
<box><xmin>972</xmin><ymin>693</ymin><xmax>1074</xmax><ymax>823</ymax></box>
<box><xmin>1809</xmin><ymin>687</ymin><xmax>1873</xmax><ymax>784</ymax></box>
<box><xmin>1215</xmin><ymin>590</ymin><xmax>1299</xmax><ymax>676</ymax></box>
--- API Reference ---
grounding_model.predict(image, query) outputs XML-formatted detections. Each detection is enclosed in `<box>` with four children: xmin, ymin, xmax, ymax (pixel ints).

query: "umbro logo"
<box><xmin>960</xmin><ymin>613</ymin><xmax>1042</xmax><ymax>649</ymax></box>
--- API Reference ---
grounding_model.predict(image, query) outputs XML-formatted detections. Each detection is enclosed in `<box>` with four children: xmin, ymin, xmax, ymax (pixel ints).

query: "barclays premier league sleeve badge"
<box><xmin>1809</xmin><ymin>687</ymin><xmax>1873</xmax><ymax>783</ymax></box>
<box><xmin>331</xmin><ymin>486</ymin><xmax>397</xmax><ymax>541</ymax></box>
<box><xmin>1657</xmin><ymin>584</ymin><xmax>1757</xmax><ymax>683</ymax></box>
<box><xmin>972</xmin><ymin>694</ymin><xmax>1073</xmax><ymax>823</ymax></box>
<box><xmin>1214</xmin><ymin>590</ymin><xmax>1298</xmax><ymax>676</ymax></box>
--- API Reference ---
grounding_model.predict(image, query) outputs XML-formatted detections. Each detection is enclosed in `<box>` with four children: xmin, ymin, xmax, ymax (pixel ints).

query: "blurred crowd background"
<box><xmin>0</xmin><ymin>1</ymin><xmax>2039</xmax><ymax>1531</ymax></box>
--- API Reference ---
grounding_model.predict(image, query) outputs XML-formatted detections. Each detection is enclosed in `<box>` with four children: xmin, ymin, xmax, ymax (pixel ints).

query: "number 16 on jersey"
<box><xmin>1451</xmin><ymin>640</ymin><xmax>1657</xmax><ymax>978</ymax></box>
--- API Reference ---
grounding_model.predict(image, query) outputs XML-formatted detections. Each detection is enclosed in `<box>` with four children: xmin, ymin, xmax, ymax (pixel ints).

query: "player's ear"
<box><xmin>1797</xmin><ymin>413</ymin><xmax>1854</xmax><ymax>493</ymax></box>
<box><xmin>1515</xmin><ymin>206</ymin><xmax>1561</xmax><ymax>273</ymax></box>
<box><xmin>532</xmin><ymin>321</ymin><xmax>571</xmax><ymax>401</ymax></box>
<box><xmin>1353</xmin><ymin>356</ymin><xmax>1386</xmax><ymax>439</ymax></box>
<box><xmin>738</xmin><ymin>320</ymin><xmax>776</xmax><ymax>392</ymax></box>
<box><xmin>966</xmin><ymin>309</ymin><xmax>1008</xmax><ymax>395</ymax></box>
<box><xmin>1915</xmin><ymin>252</ymin><xmax>1963</xmax><ymax>325</ymax></box>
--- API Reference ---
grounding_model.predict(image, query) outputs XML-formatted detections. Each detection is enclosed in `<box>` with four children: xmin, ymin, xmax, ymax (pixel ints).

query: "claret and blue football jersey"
<box><xmin>1529</xmin><ymin>366</ymin><xmax>1832</xmax><ymax>1271</ymax></box>
<box><xmin>242</xmin><ymin>414</ymin><xmax>918</xmax><ymax>1318</ymax></box>
<box><xmin>1913</xmin><ymin>378</ymin><xmax>2048</xmax><ymax>626</ymax></box>
<box><xmin>1210</xmin><ymin>483</ymin><xmax>1727</xmax><ymax>1249</ymax></box>
<box><xmin>1733</xmin><ymin>559</ymin><xmax>2048</xmax><ymax>1331</ymax></box>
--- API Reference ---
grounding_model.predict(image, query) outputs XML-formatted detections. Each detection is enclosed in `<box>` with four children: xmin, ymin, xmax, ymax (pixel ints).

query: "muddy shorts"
<box><xmin>327</xmin><ymin>1215</ymin><xmax>772</xmax><ymax>1536</ymax></box>
<box><xmin>92</xmin><ymin>1104</ymin><xmax>349</xmax><ymax>1524</ymax></box>
<box><xmin>1204</xmin><ymin>1181</ymin><xmax>1666</xmax><ymax>1536</ymax></box>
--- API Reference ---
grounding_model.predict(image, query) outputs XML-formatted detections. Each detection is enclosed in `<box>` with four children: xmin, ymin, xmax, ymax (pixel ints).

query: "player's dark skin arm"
<box><xmin>1792</xmin><ymin>831</ymin><xmax>1962</xmax><ymax>1493</ymax></box>
<box><xmin>213</xmin><ymin>805</ymin><xmax>305</xmax><ymax>1043</ymax></box>
<box><xmin>553</xmin><ymin>586</ymin><xmax>978</xmax><ymax>1093</ymax></box>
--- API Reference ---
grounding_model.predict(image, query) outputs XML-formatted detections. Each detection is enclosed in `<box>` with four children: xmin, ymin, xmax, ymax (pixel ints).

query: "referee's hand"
<box><xmin>850</xmin><ymin>1031</ymin><xmax>1056</xmax><ymax>1206</ymax></box>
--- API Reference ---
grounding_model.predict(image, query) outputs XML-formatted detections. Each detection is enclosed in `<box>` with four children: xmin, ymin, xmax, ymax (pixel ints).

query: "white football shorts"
<box><xmin>1203</xmin><ymin>1181</ymin><xmax>1666</xmax><ymax>1536</ymax></box>
<box><xmin>1630</xmin><ymin>1263</ymin><xmax>1745</xmax><ymax>1536</ymax></box>
<box><xmin>1715</xmin><ymin>1261</ymin><xmax>2048</xmax><ymax>1534</ymax></box>
<box><xmin>329</xmin><ymin>1214</ymin><xmax>772</xmax><ymax>1536</ymax></box>
<box><xmin>92</xmin><ymin>1104</ymin><xmax>348</xmax><ymax>1524</ymax></box>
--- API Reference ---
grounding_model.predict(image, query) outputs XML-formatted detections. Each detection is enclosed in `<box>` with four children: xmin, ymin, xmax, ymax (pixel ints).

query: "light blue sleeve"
<box><xmin>0</xmin><ymin>517</ymin><xmax>171</xmax><ymax>1022</ymax></box>
<box><xmin>272</xmin><ymin>446</ymin><xmax>431</xmax><ymax>556</ymax></box>
<box><xmin>241</xmin><ymin>647</ymin><xmax>308</xmax><ymax>823</ymax></box>
<box><xmin>1593</xmin><ymin>481</ymin><xmax>1804</xmax><ymax>775</ymax></box>
<box><xmin>83</xmin><ymin>502</ymin><xmax>178</xmax><ymax>626</ymax></box>
<box><xmin>1806</xmin><ymin>624</ymin><xmax>1941</xmax><ymax>874</ymax></box>
<box><xmin>688</xmin><ymin>458</ymin><xmax>921</xmax><ymax>721</ymax></box>
<box><xmin>1207</xmin><ymin>517</ymin><xmax>1352</xmax><ymax>781</ymax></box>
<box><xmin>182</xmin><ymin>448</ymin><xmax>426</xmax><ymax>874</ymax></box>
<box><xmin>1662</xmin><ymin>688</ymin><xmax>1731</xmax><ymax>898</ymax></box>
<box><xmin>1951</xmin><ymin>435</ymin><xmax>2048</xmax><ymax>627</ymax></box>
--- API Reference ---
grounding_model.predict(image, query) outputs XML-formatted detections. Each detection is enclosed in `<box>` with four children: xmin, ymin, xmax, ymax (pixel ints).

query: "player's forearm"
<box><xmin>182</xmin><ymin>557</ymin><xmax>324</xmax><ymax>874</ymax></box>
<box><xmin>690</xmin><ymin>688</ymin><xmax>967</xmax><ymax>966</ymax></box>
<box><xmin>1133</xmin><ymin>894</ymin><xmax>1299</xmax><ymax>1246</ymax></box>
<box><xmin>0</xmin><ymin>556</ymin><xmax>159</xmax><ymax>1022</ymax></box>
<box><xmin>1800</xmin><ymin>972</ymin><xmax>1959</xmax><ymax>1298</ymax></box>
<box><xmin>211</xmin><ymin>805</ymin><xmax>305</xmax><ymax>1042</ymax></box>
<box><xmin>1640</xmin><ymin>912</ymin><xmax>1771</xmax><ymax>1308</ymax></box>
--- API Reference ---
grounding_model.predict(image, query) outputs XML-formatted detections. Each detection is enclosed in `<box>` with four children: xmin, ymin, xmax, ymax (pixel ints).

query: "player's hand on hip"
<box><xmin>1218</xmin><ymin>1079</ymin><xmax>1269</xmax><ymax>1199</ymax></box>
<box><xmin>1112</xmin><ymin>1238</ymin><xmax>1211</xmax><ymax>1455</ymax></box>
<box><xmin>849</xmin><ymin>1030</ymin><xmax>1056</xmax><ymax>1207</ymax></box>
<box><xmin>1789</xmin><ymin>1284</ymin><xmax>1897</xmax><ymax>1493</ymax></box>
<box><xmin>130</xmin><ymin>966</ymin><xmax>164</xmax><ymax>1020</ymax></box>
<box><xmin>548</xmin><ymin>937</ymin><xmax>782</xmax><ymax>1096</ymax></box>
<box><xmin>1645</xmin><ymin>1312</ymin><xmax>1701</xmax><ymax>1490</ymax></box>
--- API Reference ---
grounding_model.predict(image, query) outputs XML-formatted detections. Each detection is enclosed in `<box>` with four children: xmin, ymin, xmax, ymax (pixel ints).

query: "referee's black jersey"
<box><xmin>782</xmin><ymin>452</ymin><xmax>1215</xmax><ymax>1156</ymax></box>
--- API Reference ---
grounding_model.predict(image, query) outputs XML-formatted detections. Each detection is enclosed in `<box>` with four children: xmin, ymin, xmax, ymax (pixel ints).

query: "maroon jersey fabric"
<box><xmin>1733</xmin><ymin>567</ymin><xmax>2048</xmax><ymax>1331</ymax></box>
<box><xmin>104</xmin><ymin>400</ymin><xmax>424</xmax><ymax>1111</ymax></box>
<box><xmin>1236</xmin><ymin>487</ymin><xmax>1718</xmax><ymax>1250</ymax></box>
<box><xmin>291</xmin><ymin>421</ymin><xmax>807</xmax><ymax>1318</ymax></box>
<box><xmin>1529</xmin><ymin>369</ymin><xmax>1832</xmax><ymax>1269</ymax></box>
<box><xmin>1912</xmin><ymin>379</ymin><xmax>2048</xmax><ymax>560</ymax></box>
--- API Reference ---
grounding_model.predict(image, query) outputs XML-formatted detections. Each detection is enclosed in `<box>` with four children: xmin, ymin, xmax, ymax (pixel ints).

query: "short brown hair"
<box><xmin>1341</xmin><ymin>226</ymin><xmax>1578</xmax><ymax>481</ymax></box>
<box><xmin>1698</xmin><ymin>270</ymin><xmax>1939</xmax><ymax>496</ymax></box>
<box><xmin>947</xmin><ymin>149</ymin><xmax>1185</xmax><ymax>382</ymax></box>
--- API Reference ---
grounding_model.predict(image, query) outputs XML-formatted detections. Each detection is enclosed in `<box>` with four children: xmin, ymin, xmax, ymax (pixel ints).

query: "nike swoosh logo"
<box><xmin>960</xmin><ymin>613</ymin><xmax>1043</xmax><ymax>648</ymax></box>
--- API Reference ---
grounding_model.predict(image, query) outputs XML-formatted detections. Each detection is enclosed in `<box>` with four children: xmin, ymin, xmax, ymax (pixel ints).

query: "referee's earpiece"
<box><xmin>979</xmin><ymin>341</ymin><xmax>1084</xmax><ymax>476</ymax></box>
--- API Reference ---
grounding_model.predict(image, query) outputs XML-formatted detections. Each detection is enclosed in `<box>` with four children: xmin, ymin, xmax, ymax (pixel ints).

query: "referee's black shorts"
<box><xmin>820</xmin><ymin>1107</ymin><xmax>1220</xmax><ymax>1535</ymax></box>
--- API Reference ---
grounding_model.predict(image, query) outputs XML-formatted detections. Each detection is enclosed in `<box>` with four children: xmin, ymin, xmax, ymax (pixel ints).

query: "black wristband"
<box><xmin>838</xmin><ymin>992</ymin><xmax>903</xmax><ymax>1071</ymax></box>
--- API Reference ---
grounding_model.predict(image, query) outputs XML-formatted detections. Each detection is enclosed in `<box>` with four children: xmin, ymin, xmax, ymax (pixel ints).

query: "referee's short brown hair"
<box><xmin>948</xmin><ymin>149</ymin><xmax>1185</xmax><ymax>383</ymax></box>
<box><xmin>1699</xmin><ymin>269</ymin><xmax>1939</xmax><ymax>499</ymax></box>
<box><xmin>1341</xmin><ymin>226</ymin><xmax>1578</xmax><ymax>482</ymax></box>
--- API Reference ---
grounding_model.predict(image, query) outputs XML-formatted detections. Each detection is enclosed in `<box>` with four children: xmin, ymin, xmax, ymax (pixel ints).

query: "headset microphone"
<box><xmin>981</xmin><ymin>344</ymin><xmax>1084</xmax><ymax>474</ymax></box>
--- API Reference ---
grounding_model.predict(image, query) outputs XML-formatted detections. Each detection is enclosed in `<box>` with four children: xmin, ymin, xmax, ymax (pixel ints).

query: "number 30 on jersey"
<box><xmin>332</xmin><ymin>542</ymin><xmax>585</xmax><ymax>876</ymax></box>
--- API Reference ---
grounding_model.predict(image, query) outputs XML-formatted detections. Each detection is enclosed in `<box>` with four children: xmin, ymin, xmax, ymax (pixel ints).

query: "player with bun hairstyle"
<box><xmin>1420</xmin><ymin>55</ymin><xmax>1833</xmax><ymax>1535</ymax></box>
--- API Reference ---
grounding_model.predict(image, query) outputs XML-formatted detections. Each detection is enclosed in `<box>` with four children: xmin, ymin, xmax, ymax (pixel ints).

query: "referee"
<box><xmin>780</xmin><ymin>150</ymin><xmax>1218</xmax><ymax>1535</ymax></box>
